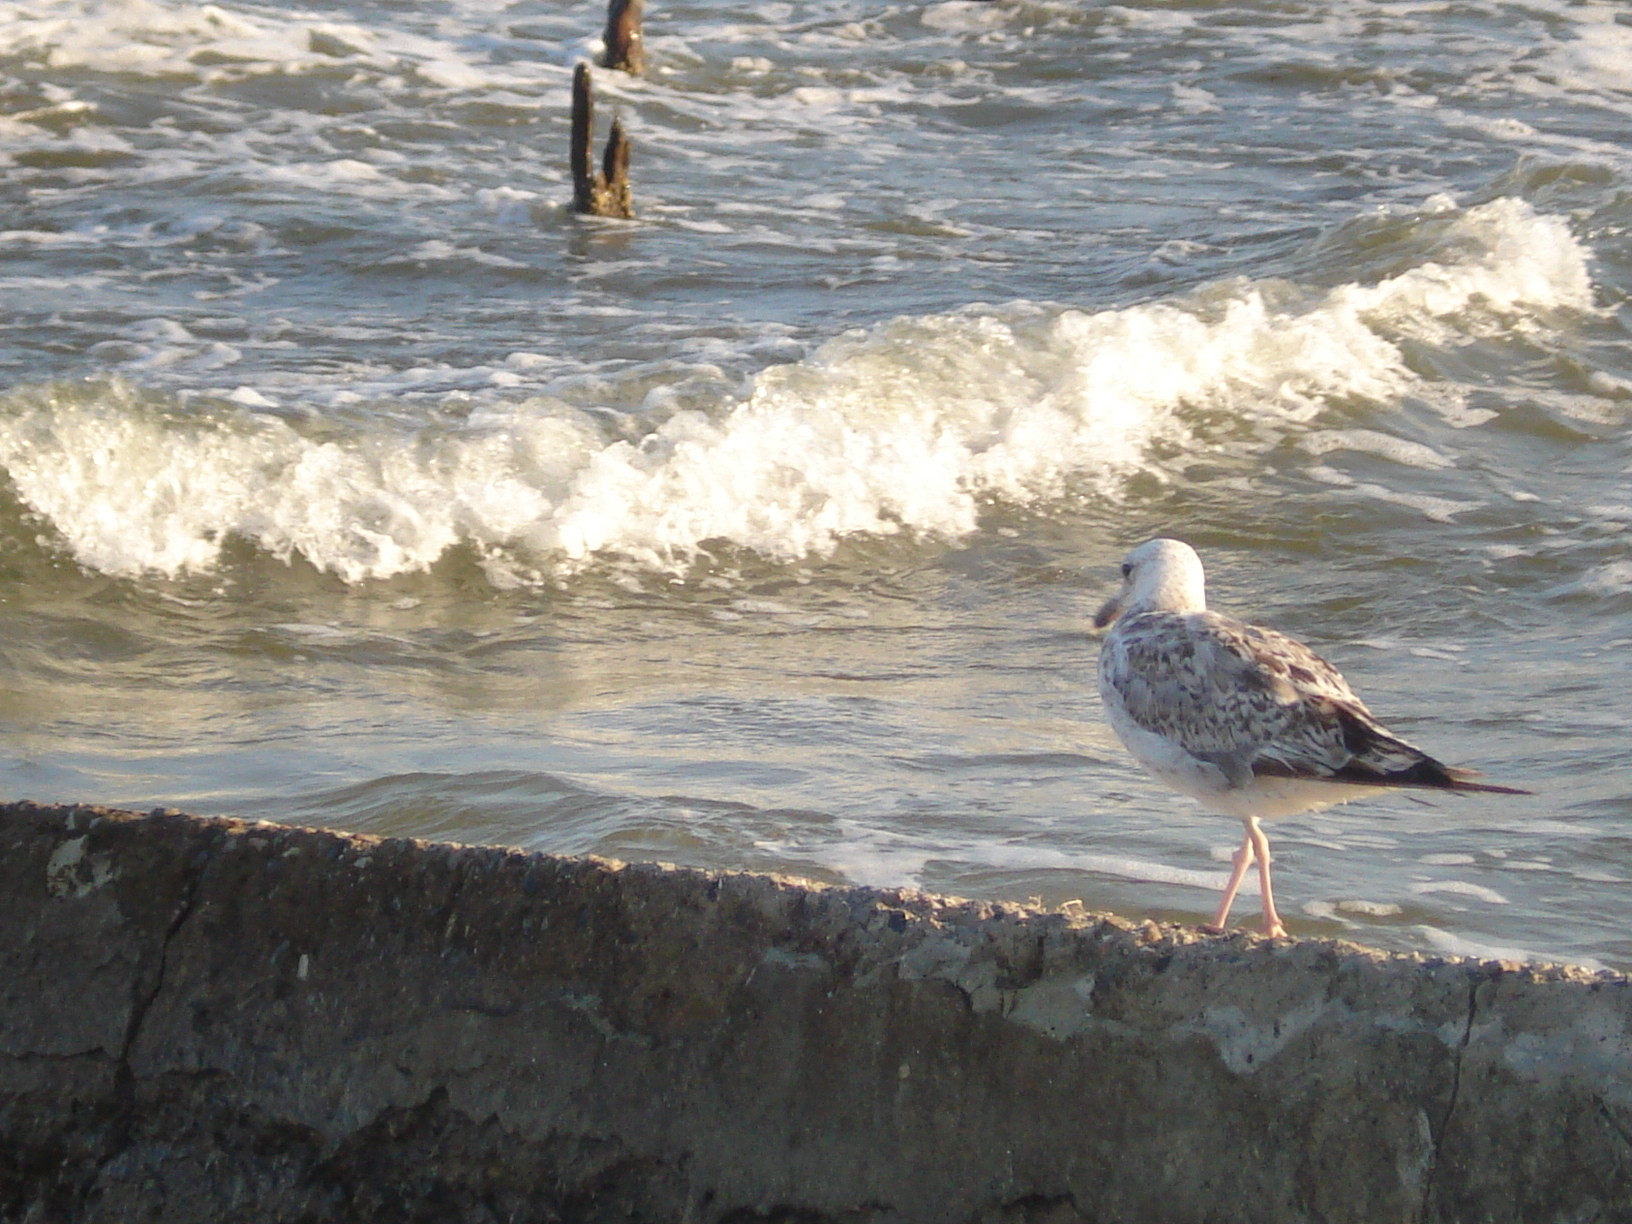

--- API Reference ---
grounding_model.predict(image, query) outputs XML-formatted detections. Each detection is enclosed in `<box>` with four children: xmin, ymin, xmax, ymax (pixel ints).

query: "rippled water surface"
<box><xmin>4</xmin><ymin>0</ymin><xmax>1632</xmax><ymax>969</ymax></box>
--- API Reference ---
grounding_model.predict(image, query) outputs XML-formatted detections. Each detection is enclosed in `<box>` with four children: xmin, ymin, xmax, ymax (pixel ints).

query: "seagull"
<box><xmin>1093</xmin><ymin>537</ymin><xmax>1528</xmax><ymax>938</ymax></box>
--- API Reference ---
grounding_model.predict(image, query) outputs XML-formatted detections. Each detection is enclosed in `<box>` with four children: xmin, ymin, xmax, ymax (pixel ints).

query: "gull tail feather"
<box><xmin>1336</xmin><ymin>715</ymin><xmax>1532</xmax><ymax>795</ymax></box>
<box><xmin>1254</xmin><ymin>710</ymin><xmax>1533</xmax><ymax>795</ymax></box>
<box><xmin>1439</xmin><ymin>766</ymin><xmax>1532</xmax><ymax>796</ymax></box>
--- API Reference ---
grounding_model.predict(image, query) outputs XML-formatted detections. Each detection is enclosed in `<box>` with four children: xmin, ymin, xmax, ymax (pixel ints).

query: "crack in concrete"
<box><xmin>1596</xmin><ymin>1100</ymin><xmax>1632</xmax><ymax>1157</ymax></box>
<box><xmin>115</xmin><ymin>848</ymin><xmax>210</xmax><ymax>1095</ymax></box>
<box><xmin>90</xmin><ymin>829</ymin><xmax>219</xmax><ymax>1192</ymax></box>
<box><xmin>429</xmin><ymin>858</ymin><xmax>475</xmax><ymax>956</ymax></box>
<box><xmin>1419</xmin><ymin>975</ymin><xmax>1481</xmax><ymax>1224</ymax></box>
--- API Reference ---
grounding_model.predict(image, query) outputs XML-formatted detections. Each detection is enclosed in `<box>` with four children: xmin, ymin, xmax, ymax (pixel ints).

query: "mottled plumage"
<box><xmin>1094</xmin><ymin>538</ymin><xmax>1526</xmax><ymax>937</ymax></box>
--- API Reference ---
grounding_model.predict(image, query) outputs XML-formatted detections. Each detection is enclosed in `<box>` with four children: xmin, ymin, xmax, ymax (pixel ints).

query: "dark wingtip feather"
<box><xmin>1254</xmin><ymin>758</ymin><xmax>1533</xmax><ymax>795</ymax></box>
<box><xmin>1440</xmin><ymin>764</ymin><xmax>1532</xmax><ymax>795</ymax></box>
<box><xmin>1328</xmin><ymin>708</ymin><xmax>1532</xmax><ymax>794</ymax></box>
<box><xmin>1338</xmin><ymin>758</ymin><xmax>1532</xmax><ymax>795</ymax></box>
<box><xmin>1445</xmin><ymin>777</ymin><xmax>1533</xmax><ymax>796</ymax></box>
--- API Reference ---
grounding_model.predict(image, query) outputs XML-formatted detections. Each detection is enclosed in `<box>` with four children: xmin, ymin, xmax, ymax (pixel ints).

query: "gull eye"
<box><xmin>1121</xmin><ymin>562</ymin><xmax>1132</xmax><ymax>578</ymax></box>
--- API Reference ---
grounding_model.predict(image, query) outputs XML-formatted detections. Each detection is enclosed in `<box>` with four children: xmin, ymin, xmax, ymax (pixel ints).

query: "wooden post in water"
<box><xmin>601</xmin><ymin>0</ymin><xmax>645</xmax><ymax>75</ymax></box>
<box><xmin>570</xmin><ymin>62</ymin><xmax>634</xmax><ymax>219</ymax></box>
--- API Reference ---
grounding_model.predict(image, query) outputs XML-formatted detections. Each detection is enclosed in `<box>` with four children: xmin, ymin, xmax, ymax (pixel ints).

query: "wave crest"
<box><xmin>0</xmin><ymin>197</ymin><xmax>1592</xmax><ymax>583</ymax></box>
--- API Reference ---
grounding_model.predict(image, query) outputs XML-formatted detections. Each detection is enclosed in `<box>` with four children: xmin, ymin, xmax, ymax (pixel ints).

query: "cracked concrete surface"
<box><xmin>1</xmin><ymin>801</ymin><xmax>1630</xmax><ymax>1223</ymax></box>
<box><xmin>1420</xmin><ymin>979</ymin><xmax>1481</xmax><ymax>1223</ymax></box>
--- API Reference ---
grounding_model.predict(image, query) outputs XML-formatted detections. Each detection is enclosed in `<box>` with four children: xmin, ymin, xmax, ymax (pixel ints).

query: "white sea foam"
<box><xmin>1416</xmin><ymin>924</ymin><xmax>1603</xmax><ymax>972</ymax></box>
<box><xmin>1542</xmin><ymin>4</ymin><xmax>1632</xmax><ymax>101</ymax></box>
<box><xmin>0</xmin><ymin>0</ymin><xmax>560</xmax><ymax>90</ymax></box>
<box><xmin>1334</xmin><ymin>196</ymin><xmax>1592</xmax><ymax>332</ymax></box>
<box><xmin>1348</xmin><ymin>483</ymin><xmax>1484</xmax><ymax>524</ymax></box>
<box><xmin>1419</xmin><ymin>853</ymin><xmax>1477</xmax><ymax>866</ymax></box>
<box><xmin>1559</xmin><ymin>560</ymin><xmax>1632</xmax><ymax>598</ymax></box>
<box><xmin>0</xmin><ymin>198</ymin><xmax>1594</xmax><ymax>583</ymax></box>
<box><xmin>1336</xmin><ymin>899</ymin><xmax>1403</xmax><ymax>917</ymax></box>
<box><xmin>963</xmin><ymin>841</ymin><xmax>1228</xmax><ymax>892</ymax></box>
<box><xmin>1409</xmin><ymin>880</ymin><xmax>1510</xmax><ymax>906</ymax></box>
<box><xmin>1298</xmin><ymin>429</ymin><xmax>1454</xmax><ymax>470</ymax></box>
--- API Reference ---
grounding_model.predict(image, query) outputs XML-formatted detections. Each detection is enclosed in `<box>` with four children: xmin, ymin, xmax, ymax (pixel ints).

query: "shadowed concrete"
<box><xmin>2</xmin><ymin>800</ymin><xmax>1630</xmax><ymax>1223</ymax></box>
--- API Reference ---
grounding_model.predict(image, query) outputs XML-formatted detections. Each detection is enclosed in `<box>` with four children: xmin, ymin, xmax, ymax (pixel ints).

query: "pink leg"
<box><xmin>1245</xmin><ymin>817</ymin><xmax>1287</xmax><ymax>938</ymax></box>
<box><xmin>1202</xmin><ymin>828</ymin><xmax>1255</xmax><ymax>933</ymax></box>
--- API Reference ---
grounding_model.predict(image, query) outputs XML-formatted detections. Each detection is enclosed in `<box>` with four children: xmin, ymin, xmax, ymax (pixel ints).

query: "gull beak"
<box><xmin>1092</xmin><ymin>590</ymin><xmax>1125</xmax><ymax>631</ymax></box>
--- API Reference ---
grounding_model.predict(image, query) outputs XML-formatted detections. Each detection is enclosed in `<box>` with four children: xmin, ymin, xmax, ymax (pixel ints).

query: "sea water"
<box><xmin>1</xmin><ymin>0</ymin><xmax>1630</xmax><ymax>970</ymax></box>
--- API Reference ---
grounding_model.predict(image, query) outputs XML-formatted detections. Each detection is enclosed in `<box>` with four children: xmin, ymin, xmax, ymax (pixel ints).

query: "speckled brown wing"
<box><xmin>1206</xmin><ymin>615</ymin><xmax>1434</xmax><ymax>782</ymax></box>
<box><xmin>1100</xmin><ymin>609</ymin><xmax>1518</xmax><ymax>791</ymax></box>
<box><xmin>1102</xmin><ymin>610</ymin><xmax>1359</xmax><ymax>781</ymax></box>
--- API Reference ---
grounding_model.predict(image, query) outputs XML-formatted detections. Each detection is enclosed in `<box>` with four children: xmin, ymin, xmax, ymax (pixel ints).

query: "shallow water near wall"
<box><xmin>1</xmin><ymin>0</ymin><xmax>1631</xmax><ymax>969</ymax></box>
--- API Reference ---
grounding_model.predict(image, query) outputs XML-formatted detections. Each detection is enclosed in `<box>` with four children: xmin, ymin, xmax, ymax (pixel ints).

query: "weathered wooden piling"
<box><xmin>601</xmin><ymin>0</ymin><xmax>645</xmax><ymax>75</ymax></box>
<box><xmin>570</xmin><ymin>62</ymin><xmax>634</xmax><ymax>219</ymax></box>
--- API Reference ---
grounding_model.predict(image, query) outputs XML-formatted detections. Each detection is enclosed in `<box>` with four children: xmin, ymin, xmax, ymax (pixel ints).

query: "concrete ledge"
<box><xmin>2</xmin><ymin>800</ymin><xmax>1630</xmax><ymax>1222</ymax></box>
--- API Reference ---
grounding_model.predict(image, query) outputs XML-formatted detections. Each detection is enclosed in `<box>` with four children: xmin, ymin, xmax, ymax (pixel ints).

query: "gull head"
<box><xmin>1093</xmin><ymin>538</ymin><xmax>1208</xmax><ymax>629</ymax></box>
